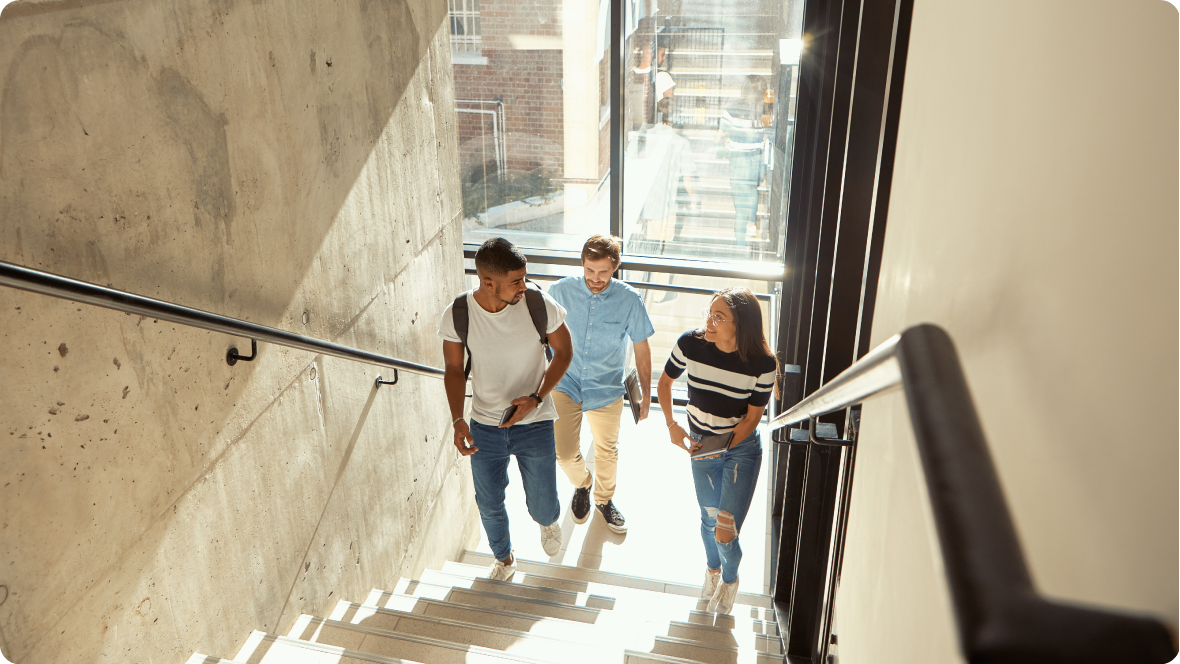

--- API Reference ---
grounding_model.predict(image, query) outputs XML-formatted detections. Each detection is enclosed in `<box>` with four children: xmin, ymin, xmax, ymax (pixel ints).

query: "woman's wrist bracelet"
<box><xmin>452</xmin><ymin>416</ymin><xmax>465</xmax><ymax>427</ymax></box>
<box><xmin>666</xmin><ymin>420</ymin><xmax>677</xmax><ymax>429</ymax></box>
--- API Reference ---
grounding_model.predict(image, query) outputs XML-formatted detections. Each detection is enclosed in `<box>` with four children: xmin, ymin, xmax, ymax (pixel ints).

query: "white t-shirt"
<box><xmin>656</xmin><ymin>70</ymin><xmax>676</xmax><ymax>98</ymax></box>
<box><xmin>438</xmin><ymin>289</ymin><xmax>568</xmax><ymax>426</ymax></box>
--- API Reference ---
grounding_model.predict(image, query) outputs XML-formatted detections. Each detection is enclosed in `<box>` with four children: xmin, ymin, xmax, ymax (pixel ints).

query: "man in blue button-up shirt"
<box><xmin>548</xmin><ymin>235</ymin><xmax>656</xmax><ymax>533</ymax></box>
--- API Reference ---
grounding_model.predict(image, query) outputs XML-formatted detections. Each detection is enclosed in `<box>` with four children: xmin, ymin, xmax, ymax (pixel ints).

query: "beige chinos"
<box><xmin>553</xmin><ymin>390</ymin><xmax>624</xmax><ymax>506</ymax></box>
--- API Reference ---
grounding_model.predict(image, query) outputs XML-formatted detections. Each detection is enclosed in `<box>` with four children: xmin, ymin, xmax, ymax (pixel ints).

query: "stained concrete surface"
<box><xmin>0</xmin><ymin>0</ymin><xmax>476</xmax><ymax>661</ymax></box>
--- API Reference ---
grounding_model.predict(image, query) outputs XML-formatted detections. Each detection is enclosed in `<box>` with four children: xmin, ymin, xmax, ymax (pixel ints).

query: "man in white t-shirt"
<box><xmin>438</xmin><ymin>237</ymin><xmax>573</xmax><ymax>581</ymax></box>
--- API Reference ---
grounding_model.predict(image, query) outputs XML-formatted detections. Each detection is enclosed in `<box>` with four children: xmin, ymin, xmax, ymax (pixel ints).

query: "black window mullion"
<box><xmin>609</xmin><ymin>0</ymin><xmax>624</xmax><ymax>242</ymax></box>
<box><xmin>800</xmin><ymin>0</ymin><xmax>862</xmax><ymax>403</ymax></box>
<box><xmin>817</xmin><ymin>0</ymin><xmax>902</xmax><ymax>388</ymax></box>
<box><xmin>852</xmin><ymin>0</ymin><xmax>915</xmax><ymax>362</ymax></box>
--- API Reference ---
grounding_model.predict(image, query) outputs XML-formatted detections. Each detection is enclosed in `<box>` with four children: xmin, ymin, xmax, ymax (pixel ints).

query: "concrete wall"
<box><xmin>835</xmin><ymin>1</ymin><xmax>1178</xmax><ymax>663</ymax></box>
<box><xmin>0</xmin><ymin>0</ymin><xmax>478</xmax><ymax>662</ymax></box>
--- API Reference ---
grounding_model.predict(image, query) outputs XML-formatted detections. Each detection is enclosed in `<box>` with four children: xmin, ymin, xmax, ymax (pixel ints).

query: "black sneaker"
<box><xmin>596</xmin><ymin>500</ymin><xmax>627</xmax><ymax>533</ymax></box>
<box><xmin>571</xmin><ymin>485</ymin><xmax>592</xmax><ymax>524</ymax></box>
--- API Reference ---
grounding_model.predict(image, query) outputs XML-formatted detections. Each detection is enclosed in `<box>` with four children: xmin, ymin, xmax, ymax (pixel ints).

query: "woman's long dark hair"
<box><xmin>697</xmin><ymin>287</ymin><xmax>780</xmax><ymax>393</ymax></box>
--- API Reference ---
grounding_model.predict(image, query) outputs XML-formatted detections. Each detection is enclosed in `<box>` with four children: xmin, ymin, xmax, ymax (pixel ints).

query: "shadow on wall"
<box><xmin>0</xmin><ymin>0</ymin><xmax>466</xmax><ymax>662</ymax></box>
<box><xmin>0</xmin><ymin>1</ymin><xmax>424</xmax><ymax>318</ymax></box>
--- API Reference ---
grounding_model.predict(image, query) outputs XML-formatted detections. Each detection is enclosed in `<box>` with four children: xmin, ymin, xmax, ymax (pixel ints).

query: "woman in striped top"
<box><xmin>657</xmin><ymin>287</ymin><xmax>778</xmax><ymax>615</ymax></box>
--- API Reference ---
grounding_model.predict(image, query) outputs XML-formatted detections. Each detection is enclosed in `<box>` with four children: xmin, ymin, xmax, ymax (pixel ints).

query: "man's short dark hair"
<box><xmin>474</xmin><ymin>237</ymin><xmax>527</xmax><ymax>276</ymax></box>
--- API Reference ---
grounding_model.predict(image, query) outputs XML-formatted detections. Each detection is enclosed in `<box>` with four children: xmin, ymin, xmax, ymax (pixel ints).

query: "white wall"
<box><xmin>0</xmin><ymin>0</ymin><xmax>478</xmax><ymax>661</ymax></box>
<box><xmin>836</xmin><ymin>1</ymin><xmax>1178</xmax><ymax>662</ymax></box>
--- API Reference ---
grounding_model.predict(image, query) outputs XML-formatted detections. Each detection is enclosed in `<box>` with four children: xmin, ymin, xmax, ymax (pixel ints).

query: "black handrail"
<box><xmin>0</xmin><ymin>260</ymin><xmax>445</xmax><ymax>378</ymax></box>
<box><xmin>771</xmin><ymin>324</ymin><xmax>1176</xmax><ymax>663</ymax></box>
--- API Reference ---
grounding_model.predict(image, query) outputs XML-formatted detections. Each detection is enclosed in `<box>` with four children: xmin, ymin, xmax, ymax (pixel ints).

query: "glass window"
<box><xmin>622</xmin><ymin>2</ymin><xmax>801</xmax><ymax>269</ymax></box>
<box><xmin>449</xmin><ymin>0</ymin><xmax>483</xmax><ymax>58</ymax></box>
<box><xmin>451</xmin><ymin>0</ymin><xmax>801</xmax><ymax>265</ymax></box>
<box><xmin>453</xmin><ymin>0</ymin><xmax>804</xmax><ymax>379</ymax></box>
<box><xmin>451</xmin><ymin>0</ymin><xmax>613</xmax><ymax>252</ymax></box>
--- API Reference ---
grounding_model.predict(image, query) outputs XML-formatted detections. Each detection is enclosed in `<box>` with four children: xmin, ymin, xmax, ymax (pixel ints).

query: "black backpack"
<box><xmin>452</xmin><ymin>280</ymin><xmax>552</xmax><ymax>380</ymax></box>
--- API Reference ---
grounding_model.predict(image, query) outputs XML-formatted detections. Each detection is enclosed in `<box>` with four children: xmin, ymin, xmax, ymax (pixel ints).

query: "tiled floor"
<box><xmin>473</xmin><ymin>404</ymin><xmax>774</xmax><ymax>595</ymax></box>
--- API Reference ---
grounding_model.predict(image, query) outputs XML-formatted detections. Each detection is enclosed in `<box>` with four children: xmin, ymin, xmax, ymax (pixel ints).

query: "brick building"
<box><xmin>450</xmin><ymin>0</ymin><xmax>615</xmax><ymax>219</ymax></box>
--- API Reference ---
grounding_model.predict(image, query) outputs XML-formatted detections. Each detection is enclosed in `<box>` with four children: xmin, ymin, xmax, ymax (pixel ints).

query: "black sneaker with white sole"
<box><xmin>596</xmin><ymin>500</ymin><xmax>626</xmax><ymax>533</ymax></box>
<box><xmin>571</xmin><ymin>485</ymin><xmax>592</xmax><ymax>524</ymax></box>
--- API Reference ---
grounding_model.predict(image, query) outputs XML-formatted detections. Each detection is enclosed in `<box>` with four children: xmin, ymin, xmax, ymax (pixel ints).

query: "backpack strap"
<box><xmin>456</xmin><ymin>285</ymin><xmax>552</xmax><ymax>380</ymax></box>
<box><xmin>452</xmin><ymin>293</ymin><xmax>472</xmax><ymax>379</ymax></box>
<box><xmin>524</xmin><ymin>281</ymin><xmax>553</xmax><ymax>362</ymax></box>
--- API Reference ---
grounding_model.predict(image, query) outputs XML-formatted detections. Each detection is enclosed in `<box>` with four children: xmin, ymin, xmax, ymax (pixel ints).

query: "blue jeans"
<box><xmin>469</xmin><ymin>419</ymin><xmax>561</xmax><ymax>562</ymax></box>
<box><xmin>728</xmin><ymin>151</ymin><xmax>763</xmax><ymax>246</ymax></box>
<box><xmin>690</xmin><ymin>430</ymin><xmax>763</xmax><ymax>583</ymax></box>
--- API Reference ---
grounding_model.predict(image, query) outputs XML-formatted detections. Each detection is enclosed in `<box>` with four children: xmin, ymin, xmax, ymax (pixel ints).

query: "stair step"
<box><xmin>457</xmin><ymin>553</ymin><xmax>774</xmax><ymax>610</ymax></box>
<box><xmin>327</xmin><ymin>601</ymin><xmax>661</xmax><ymax>654</ymax></box>
<box><xmin>667</xmin><ymin>68</ymin><xmax>775</xmax><ymax>76</ymax></box>
<box><xmin>667</xmin><ymin>50</ymin><xmax>775</xmax><ymax>58</ymax></box>
<box><xmin>361</xmin><ymin>591</ymin><xmax>776</xmax><ymax>646</ymax></box>
<box><xmin>398</xmin><ymin>576</ymin><xmax>613</xmax><ymax>610</ymax></box>
<box><xmin>365</xmin><ymin>591</ymin><xmax>607</xmax><ymax>633</ymax></box>
<box><xmin>652</xmin><ymin>635</ymin><xmax>782</xmax><ymax>663</ymax></box>
<box><xmin>437</xmin><ymin>561</ymin><xmax>782</xmax><ymax>656</ymax></box>
<box><xmin>419</xmin><ymin>569</ymin><xmax>618</xmax><ymax>609</ymax></box>
<box><xmin>667</xmin><ymin>621</ymin><xmax>782</xmax><ymax>654</ymax></box>
<box><xmin>624</xmin><ymin>651</ymin><xmax>714</xmax><ymax>664</ymax></box>
<box><xmin>306</xmin><ymin>598</ymin><xmax>778</xmax><ymax>664</ymax></box>
<box><xmin>683</xmin><ymin>608</ymin><xmax>779</xmax><ymax>631</ymax></box>
<box><xmin>443</xmin><ymin>561</ymin><xmax>693</xmax><ymax>602</ymax></box>
<box><xmin>440</xmin><ymin>562</ymin><xmax>771</xmax><ymax>621</ymax></box>
<box><xmin>378</xmin><ymin>585</ymin><xmax>607</xmax><ymax>623</ymax></box>
<box><xmin>290</xmin><ymin>614</ymin><xmax>616</xmax><ymax>664</ymax></box>
<box><xmin>232</xmin><ymin>631</ymin><xmax>427</xmax><ymax>664</ymax></box>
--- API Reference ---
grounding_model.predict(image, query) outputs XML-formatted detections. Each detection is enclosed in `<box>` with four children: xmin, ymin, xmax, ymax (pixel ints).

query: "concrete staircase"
<box><xmin>186</xmin><ymin>550</ymin><xmax>784</xmax><ymax>664</ymax></box>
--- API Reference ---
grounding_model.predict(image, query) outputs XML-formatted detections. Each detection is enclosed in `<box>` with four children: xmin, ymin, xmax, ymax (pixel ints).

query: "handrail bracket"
<box><xmin>226</xmin><ymin>339</ymin><xmax>258</xmax><ymax>366</ymax></box>
<box><xmin>808</xmin><ymin>415</ymin><xmax>854</xmax><ymax>447</ymax></box>
<box><xmin>375</xmin><ymin>370</ymin><xmax>399</xmax><ymax>389</ymax></box>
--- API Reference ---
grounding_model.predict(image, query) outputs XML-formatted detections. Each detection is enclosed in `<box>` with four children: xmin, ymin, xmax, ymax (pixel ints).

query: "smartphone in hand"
<box><xmin>499</xmin><ymin>405</ymin><xmax>518</xmax><ymax>426</ymax></box>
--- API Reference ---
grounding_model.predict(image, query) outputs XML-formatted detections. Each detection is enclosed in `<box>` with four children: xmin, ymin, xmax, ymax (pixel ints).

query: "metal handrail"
<box><xmin>0</xmin><ymin>260</ymin><xmax>445</xmax><ymax>378</ymax></box>
<box><xmin>768</xmin><ymin>332</ymin><xmax>901</xmax><ymax>430</ymax></box>
<box><xmin>771</xmin><ymin>324</ymin><xmax>1176</xmax><ymax>663</ymax></box>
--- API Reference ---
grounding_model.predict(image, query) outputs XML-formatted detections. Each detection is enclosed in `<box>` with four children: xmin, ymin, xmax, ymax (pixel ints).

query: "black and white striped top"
<box><xmin>664</xmin><ymin>331</ymin><xmax>778</xmax><ymax>435</ymax></box>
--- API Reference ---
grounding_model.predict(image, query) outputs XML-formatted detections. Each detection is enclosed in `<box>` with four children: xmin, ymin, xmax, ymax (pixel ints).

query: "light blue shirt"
<box><xmin>548</xmin><ymin>277</ymin><xmax>656</xmax><ymax>411</ymax></box>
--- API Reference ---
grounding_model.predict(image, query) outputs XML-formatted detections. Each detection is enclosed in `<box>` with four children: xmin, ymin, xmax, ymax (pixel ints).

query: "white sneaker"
<box><xmin>489</xmin><ymin>555</ymin><xmax>516</xmax><ymax>581</ymax></box>
<box><xmin>540</xmin><ymin>521</ymin><xmax>562</xmax><ymax>556</ymax></box>
<box><xmin>700</xmin><ymin>568</ymin><xmax>721</xmax><ymax>599</ymax></box>
<box><xmin>708</xmin><ymin>575</ymin><xmax>739</xmax><ymax>615</ymax></box>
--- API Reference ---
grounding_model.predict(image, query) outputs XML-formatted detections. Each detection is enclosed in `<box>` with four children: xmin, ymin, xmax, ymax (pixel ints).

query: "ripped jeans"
<box><xmin>690</xmin><ymin>429</ymin><xmax>763</xmax><ymax>584</ymax></box>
